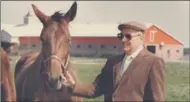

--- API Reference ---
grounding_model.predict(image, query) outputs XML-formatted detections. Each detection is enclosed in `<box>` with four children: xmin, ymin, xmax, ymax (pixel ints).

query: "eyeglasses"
<box><xmin>117</xmin><ymin>33</ymin><xmax>132</xmax><ymax>40</ymax></box>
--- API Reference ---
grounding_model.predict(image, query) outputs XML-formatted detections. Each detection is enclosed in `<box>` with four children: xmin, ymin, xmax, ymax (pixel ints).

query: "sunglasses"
<box><xmin>117</xmin><ymin>33</ymin><xmax>132</xmax><ymax>40</ymax></box>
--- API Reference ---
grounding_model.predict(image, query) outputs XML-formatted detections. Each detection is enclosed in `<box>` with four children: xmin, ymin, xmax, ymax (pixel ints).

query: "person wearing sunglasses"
<box><xmin>65</xmin><ymin>21</ymin><xmax>165</xmax><ymax>102</ymax></box>
<box><xmin>1</xmin><ymin>32</ymin><xmax>16</xmax><ymax>60</ymax></box>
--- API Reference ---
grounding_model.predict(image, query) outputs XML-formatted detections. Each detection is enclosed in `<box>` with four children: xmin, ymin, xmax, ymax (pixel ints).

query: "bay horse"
<box><xmin>14</xmin><ymin>2</ymin><xmax>83</xmax><ymax>101</ymax></box>
<box><xmin>1</xmin><ymin>47</ymin><xmax>16</xmax><ymax>101</ymax></box>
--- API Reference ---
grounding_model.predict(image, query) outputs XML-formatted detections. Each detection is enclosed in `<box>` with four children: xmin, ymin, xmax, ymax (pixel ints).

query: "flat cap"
<box><xmin>1</xmin><ymin>30</ymin><xmax>12</xmax><ymax>43</ymax></box>
<box><xmin>0</xmin><ymin>30</ymin><xmax>15</xmax><ymax>47</ymax></box>
<box><xmin>118</xmin><ymin>21</ymin><xmax>147</xmax><ymax>32</ymax></box>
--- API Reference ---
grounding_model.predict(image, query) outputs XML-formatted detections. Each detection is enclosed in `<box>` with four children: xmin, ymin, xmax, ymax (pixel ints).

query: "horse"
<box><xmin>1</xmin><ymin>47</ymin><xmax>17</xmax><ymax>101</ymax></box>
<box><xmin>14</xmin><ymin>2</ymin><xmax>83</xmax><ymax>101</ymax></box>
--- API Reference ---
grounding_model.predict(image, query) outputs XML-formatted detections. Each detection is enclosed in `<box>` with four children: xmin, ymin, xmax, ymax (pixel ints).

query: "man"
<box><xmin>66</xmin><ymin>21</ymin><xmax>166</xmax><ymax>101</ymax></box>
<box><xmin>1</xmin><ymin>31</ymin><xmax>16</xmax><ymax>58</ymax></box>
<box><xmin>1</xmin><ymin>42</ymin><xmax>13</xmax><ymax>53</ymax></box>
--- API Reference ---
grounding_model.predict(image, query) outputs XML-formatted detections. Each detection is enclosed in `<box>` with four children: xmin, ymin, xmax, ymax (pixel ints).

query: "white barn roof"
<box><xmin>69</xmin><ymin>23</ymin><xmax>119</xmax><ymax>37</ymax></box>
<box><xmin>1</xmin><ymin>22</ymin><xmax>177</xmax><ymax>40</ymax></box>
<box><xmin>0</xmin><ymin>9</ymin><xmax>177</xmax><ymax>39</ymax></box>
<box><xmin>1</xmin><ymin>23</ymin><xmax>15</xmax><ymax>30</ymax></box>
<box><xmin>1</xmin><ymin>22</ymin><xmax>182</xmax><ymax>45</ymax></box>
<box><xmin>1</xmin><ymin>23</ymin><xmax>121</xmax><ymax>37</ymax></box>
<box><xmin>1</xmin><ymin>22</ymin><xmax>153</xmax><ymax>37</ymax></box>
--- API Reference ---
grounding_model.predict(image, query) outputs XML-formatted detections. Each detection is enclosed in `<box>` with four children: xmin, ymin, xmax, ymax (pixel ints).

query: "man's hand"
<box><xmin>65</xmin><ymin>71</ymin><xmax>76</xmax><ymax>85</ymax></box>
<box><xmin>61</xmin><ymin>71</ymin><xmax>76</xmax><ymax>92</ymax></box>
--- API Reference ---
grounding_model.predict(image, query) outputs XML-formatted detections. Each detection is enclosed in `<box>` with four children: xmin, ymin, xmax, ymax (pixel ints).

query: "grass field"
<box><xmin>74</xmin><ymin>61</ymin><xmax>190</xmax><ymax>101</ymax></box>
<box><xmin>10</xmin><ymin>57</ymin><xmax>189</xmax><ymax>101</ymax></box>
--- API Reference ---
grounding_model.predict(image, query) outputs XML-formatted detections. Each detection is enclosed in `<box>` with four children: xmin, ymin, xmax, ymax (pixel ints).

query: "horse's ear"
<box><xmin>64</xmin><ymin>1</ymin><xmax>77</xmax><ymax>22</ymax></box>
<box><xmin>31</xmin><ymin>4</ymin><xmax>48</xmax><ymax>25</ymax></box>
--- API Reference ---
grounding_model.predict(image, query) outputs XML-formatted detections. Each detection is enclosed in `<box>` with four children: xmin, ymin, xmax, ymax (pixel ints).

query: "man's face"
<box><xmin>1</xmin><ymin>43</ymin><xmax>13</xmax><ymax>61</ymax></box>
<box><xmin>118</xmin><ymin>28</ymin><xmax>143</xmax><ymax>55</ymax></box>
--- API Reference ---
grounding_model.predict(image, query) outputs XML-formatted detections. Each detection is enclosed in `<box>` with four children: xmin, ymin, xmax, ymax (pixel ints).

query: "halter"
<box><xmin>41</xmin><ymin>54</ymin><xmax>70</xmax><ymax>75</ymax></box>
<box><xmin>44</xmin><ymin>55</ymin><xmax>70</xmax><ymax>70</ymax></box>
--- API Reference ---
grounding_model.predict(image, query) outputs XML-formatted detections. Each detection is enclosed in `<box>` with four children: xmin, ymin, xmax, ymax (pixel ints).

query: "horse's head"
<box><xmin>32</xmin><ymin>2</ymin><xmax>77</xmax><ymax>91</ymax></box>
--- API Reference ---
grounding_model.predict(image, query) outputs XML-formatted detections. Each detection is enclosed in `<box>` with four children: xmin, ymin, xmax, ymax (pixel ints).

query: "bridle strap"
<box><xmin>43</xmin><ymin>54</ymin><xmax>70</xmax><ymax>71</ymax></box>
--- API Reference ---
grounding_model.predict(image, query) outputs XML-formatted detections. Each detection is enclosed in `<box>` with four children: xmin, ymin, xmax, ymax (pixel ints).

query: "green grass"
<box><xmin>165</xmin><ymin>62</ymin><xmax>189</xmax><ymax>101</ymax></box>
<box><xmin>10</xmin><ymin>57</ymin><xmax>189</xmax><ymax>101</ymax></box>
<box><xmin>75</xmin><ymin>64</ymin><xmax>104</xmax><ymax>101</ymax></box>
<box><xmin>74</xmin><ymin>62</ymin><xmax>190</xmax><ymax>102</ymax></box>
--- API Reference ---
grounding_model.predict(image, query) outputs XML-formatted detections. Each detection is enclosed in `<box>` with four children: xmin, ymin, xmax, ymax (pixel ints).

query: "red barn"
<box><xmin>144</xmin><ymin>24</ymin><xmax>183</xmax><ymax>60</ymax></box>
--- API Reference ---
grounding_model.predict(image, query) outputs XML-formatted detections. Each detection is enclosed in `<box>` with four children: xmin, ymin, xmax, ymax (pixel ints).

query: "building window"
<box><xmin>167</xmin><ymin>50</ymin><xmax>171</xmax><ymax>58</ymax></box>
<box><xmin>32</xmin><ymin>44</ymin><xmax>36</xmax><ymax>47</ymax></box>
<box><xmin>176</xmin><ymin>50</ymin><xmax>180</xmax><ymax>53</ymax></box>
<box><xmin>22</xmin><ymin>44</ymin><xmax>28</xmax><ymax>49</ymax></box>
<box><xmin>77</xmin><ymin>44</ymin><xmax>80</xmax><ymax>48</ymax></box>
<box><xmin>23</xmin><ymin>44</ymin><xmax>27</xmax><ymax>47</ymax></box>
<box><xmin>167</xmin><ymin>50</ymin><xmax>170</xmax><ymax>53</ymax></box>
<box><xmin>149</xmin><ymin>30</ymin><xmax>157</xmax><ymax>42</ymax></box>
<box><xmin>88</xmin><ymin>45</ymin><xmax>92</xmax><ymax>48</ymax></box>
<box><xmin>100</xmin><ymin>44</ymin><xmax>105</xmax><ymax>48</ymax></box>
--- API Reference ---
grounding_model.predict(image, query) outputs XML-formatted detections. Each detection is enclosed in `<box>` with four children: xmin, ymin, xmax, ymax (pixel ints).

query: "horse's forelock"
<box><xmin>51</xmin><ymin>11</ymin><xmax>66</xmax><ymax>23</ymax></box>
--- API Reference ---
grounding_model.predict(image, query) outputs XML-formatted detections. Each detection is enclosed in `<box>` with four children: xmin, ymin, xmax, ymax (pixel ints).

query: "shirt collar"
<box><xmin>127</xmin><ymin>45</ymin><xmax>144</xmax><ymax>60</ymax></box>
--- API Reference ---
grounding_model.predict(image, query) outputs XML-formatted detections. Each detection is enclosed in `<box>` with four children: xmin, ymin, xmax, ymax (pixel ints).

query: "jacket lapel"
<box><xmin>114</xmin><ymin>62</ymin><xmax>122</xmax><ymax>86</ymax></box>
<box><xmin>113</xmin><ymin>53</ymin><xmax>125</xmax><ymax>87</ymax></box>
<box><xmin>114</xmin><ymin>48</ymin><xmax>148</xmax><ymax>90</ymax></box>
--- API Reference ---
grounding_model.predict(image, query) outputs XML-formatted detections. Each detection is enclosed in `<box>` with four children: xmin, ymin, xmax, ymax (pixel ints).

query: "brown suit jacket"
<box><xmin>72</xmin><ymin>48</ymin><xmax>165</xmax><ymax>102</ymax></box>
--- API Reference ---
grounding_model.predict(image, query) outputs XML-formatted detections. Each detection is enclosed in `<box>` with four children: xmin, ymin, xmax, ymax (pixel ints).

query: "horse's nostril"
<box><xmin>59</xmin><ymin>75</ymin><xmax>64</xmax><ymax>81</ymax></box>
<box><xmin>48</xmin><ymin>77</ymin><xmax>58</xmax><ymax>87</ymax></box>
<box><xmin>59</xmin><ymin>76</ymin><xmax>62</xmax><ymax>80</ymax></box>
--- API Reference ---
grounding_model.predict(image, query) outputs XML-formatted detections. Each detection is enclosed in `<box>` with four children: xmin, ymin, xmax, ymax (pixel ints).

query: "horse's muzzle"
<box><xmin>46</xmin><ymin>75</ymin><xmax>66</xmax><ymax>91</ymax></box>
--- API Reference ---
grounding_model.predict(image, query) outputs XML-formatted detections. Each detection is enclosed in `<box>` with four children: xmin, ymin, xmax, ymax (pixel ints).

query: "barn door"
<box><xmin>147</xmin><ymin>45</ymin><xmax>156</xmax><ymax>54</ymax></box>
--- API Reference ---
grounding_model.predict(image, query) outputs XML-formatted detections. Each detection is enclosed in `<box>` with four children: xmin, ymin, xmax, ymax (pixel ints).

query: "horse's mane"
<box><xmin>51</xmin><ymin>11</ymin><xmax>66</xmax><ymax>23</ymax></box>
